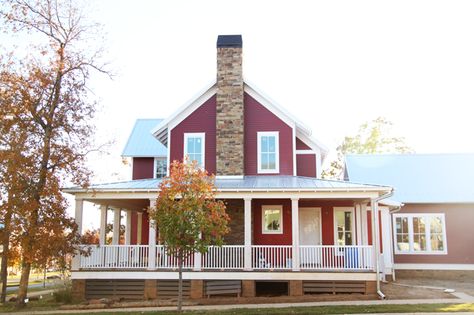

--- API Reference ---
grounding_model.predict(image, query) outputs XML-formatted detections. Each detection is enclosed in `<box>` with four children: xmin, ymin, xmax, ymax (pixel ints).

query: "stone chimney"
<box><xmin>216</xmin><ymin>35</ymin><xmax>244</xmax><ymax>176</ymax></box>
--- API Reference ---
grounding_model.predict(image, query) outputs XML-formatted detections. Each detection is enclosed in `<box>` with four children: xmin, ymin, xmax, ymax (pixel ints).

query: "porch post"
<box><xmin>137</xmin><ymin>212</ymin><xmax>143</xmax><ymax>245</ymax></box>
<box><xmin>125</xmin><ymin>210</ymin><xmax>132</xmax><ymax>245</ymax></box>
<box><xmin>355</xmin><ymin>204</ymin><xmax>362</xmax><ymax>245</ymax></box>
<box><xmin>380</xmin><ymin>207</ymin><xmax>393</xmax><ymax>276</ymax></box>
<box><xmin>370</xmin><ymin>199</ymin><xmax>380</xmax><ymax>273</ymax></box>
<box><xmin>72</xmin><ymin>198</ymin><xmax>84</xmax><ymax>271</ymax></box>
<box><xmin>291</xmin><ymin>198</ymin><xmax>300</xmax><ymax>271</ymax></box>
<box><xmin>99</xmin><ymin>205</ymin><xmax>107</xmax><ymax>246</ymax></box>
<box><xmin>360</xmin><ymin>202</ymin><xmax>368</xmax><ymax>245</ymax></box>
<box><xmin>244</xmin><ymin>197</ymin><xmax>252</xmax><ymax>271</ymax></box>
<box><xmin>194</xmin><ymin>233</ymin><xmax>202</xmax><ymax>271</ymax></box>
<box><xmin>148</xmin><ymin>199</ymin><xmax>157</xmax><ymax>270</ymax></box>
<box><xmin>112</xmin><ymin>208</ymin><xmax>121</xmax><ymax>245</ymax></box>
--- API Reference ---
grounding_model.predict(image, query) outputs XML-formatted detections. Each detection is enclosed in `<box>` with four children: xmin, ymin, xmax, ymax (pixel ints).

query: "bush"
<box><xmin>53</xmin><ymin>285</ymin><xmax>73</xmax><ymax>304</ymax></box>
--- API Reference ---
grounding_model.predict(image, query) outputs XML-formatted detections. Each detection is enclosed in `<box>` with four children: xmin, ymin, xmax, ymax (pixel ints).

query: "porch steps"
<box><xmin>85</xmin><ymin>279</ymin><xmax>145</xmax><ymax>300</ymax></box>
<box><xmin>303</xmin><ymin>281</ymin><xmax>366</xmax><ymax>294</ymax></box>
<box><xmin>157</xmin><ymin>280</ymin><xmax>191</xmax><ymax>298</ymax></box>
<box><xmin>205</xmin><ymin>280</ymin><xmax>242</xmax><ymax>298</ymax></box>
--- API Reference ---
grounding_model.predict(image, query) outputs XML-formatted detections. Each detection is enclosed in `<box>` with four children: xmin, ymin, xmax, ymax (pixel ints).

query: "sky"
<box><xmin>5</xmin><ymin>1</ymin><xmax>474</xmax><ymax>229</ymax></box>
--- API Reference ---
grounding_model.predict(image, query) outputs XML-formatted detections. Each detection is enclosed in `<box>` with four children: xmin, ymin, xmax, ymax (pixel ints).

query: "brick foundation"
<box><xmin>365</xmin><ymin>281</ymin><xmax>376</xmax><ymax>294</ymax></box>
<box><xmin>144</xmin><ymin>279</ymin><xmax>157</xmax><ymax>300</ymax></box>
<box><xmin>71</xmin><ymin>279</ymin><xmax>86</xmax><ymax>301</ymax></box>
<box><xmin>190</xmin><ymin>280</ymin><xmax>204</xmax><ymax>299</ymax></box>
<box><xmin>242</xmin><ymin>280</ymin><xmax>256</xmax><ymax>297</ymax></box>
<box><xmin>289</xmin><ymin>280</ymin><xmax>303</xmax><ymax>296</ymax></box>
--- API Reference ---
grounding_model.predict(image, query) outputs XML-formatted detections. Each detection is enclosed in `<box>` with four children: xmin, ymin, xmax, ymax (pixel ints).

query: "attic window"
<box><xmin>257</xmin><ymin>132</ymin><xmax>279</xmax><ymax>174</ymax></box>
<box><xmin>184</xmin><ymin>133</ymin><xmax>205</xmax><ymax>168</ymax></box>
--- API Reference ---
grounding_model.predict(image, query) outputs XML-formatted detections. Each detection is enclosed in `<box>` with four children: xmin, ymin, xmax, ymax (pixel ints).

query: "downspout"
<box><xmin>372</xmin><ymin>189</ymin><xmax>394</xmax><ymax>300</ymax></box>
<box><xmin>388</xmin><ymin>203</ymin><xmax>403</xmax><ymax>282</ymax></box>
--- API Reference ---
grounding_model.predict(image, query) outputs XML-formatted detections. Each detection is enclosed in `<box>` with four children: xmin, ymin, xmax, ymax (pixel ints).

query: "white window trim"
<box><xmin>257</xmin><ymin>131</ymin><xmax>280</xmax><ymax>174</ymax></box>
<box><xmin>183</xmin><ymin>132</ymin><xmax>205</xmax><ymax>168</ymax></box>
<box><xmin>153</xmin><ymin>157</ymin><xmax>167</xmax><ymax>179</ymax></box>
<box><xmin>333</xmin><ymin>207</ymin><xmax>356</xmax><ymax>247</ymax></box>
<box><xmin>393</xmin><ymin>213</ymin><xmax>448</xmax><ymax>255</ymax></box>
<box><xmin>262</xmin><ymin>205</ymin><xmax>283</xmax><ymax>234</ymax></box>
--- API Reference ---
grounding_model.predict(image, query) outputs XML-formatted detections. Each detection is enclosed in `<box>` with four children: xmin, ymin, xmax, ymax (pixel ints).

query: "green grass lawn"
<box><xmin>1</xmin><ymin>302</ymin><xmax>474</xmax><ymax>314</ymax></box>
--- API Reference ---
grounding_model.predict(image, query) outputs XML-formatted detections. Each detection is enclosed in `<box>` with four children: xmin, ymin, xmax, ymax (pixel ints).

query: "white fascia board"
<box><xmin>72</xmin><ymin>271</ymin><xmax>376</xmax><ymax>281</ymax></box>
<box><xmin>296</xmin><ymin>129</ymin><xmax>328</xmax><ymax>158</ymax></box>
<box><xmin>151</xmin><ymin>81</ymin><xmax>217</xmax><ymax>141</ymax></box>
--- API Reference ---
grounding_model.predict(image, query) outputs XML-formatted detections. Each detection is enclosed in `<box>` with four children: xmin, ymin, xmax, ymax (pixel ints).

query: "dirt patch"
<box><xmin>394</xmin><ymin>277</ymin><xmax>474</xmax><ymax>297</ymax></box>
<box><xmin>381</xmin><ymin>282</ymin><xmax>455</xmax><ymax>300</ymax></box>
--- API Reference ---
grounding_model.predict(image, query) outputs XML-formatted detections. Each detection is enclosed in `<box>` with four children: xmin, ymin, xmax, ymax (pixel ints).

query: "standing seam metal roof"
<box><xmin>122</xmin><ymin>119</ymin><xmax>167</xmax><ymax>157</ymax></box>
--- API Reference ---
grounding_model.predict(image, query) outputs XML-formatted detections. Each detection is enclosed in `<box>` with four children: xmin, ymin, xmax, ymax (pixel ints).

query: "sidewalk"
<box><xmin>5</xmin><ymin>294</ymin><xmax>474</xmax><ymax>315</ymax></box>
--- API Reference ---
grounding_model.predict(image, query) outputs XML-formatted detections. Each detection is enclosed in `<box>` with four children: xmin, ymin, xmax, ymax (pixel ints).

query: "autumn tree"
<box><xmin>323</xmin><ymin>117</ymin><xmax>413</xmax><ymax>179</ymax></box>
<box><xmin>0</xmin><ymin>0</ymin><xmax>108</xmax><ymax>307</ymax></box>
<box><xmin>150</xmin><ymin>160</ymin><xmax>230</xmax><ymax>312</ymax></box>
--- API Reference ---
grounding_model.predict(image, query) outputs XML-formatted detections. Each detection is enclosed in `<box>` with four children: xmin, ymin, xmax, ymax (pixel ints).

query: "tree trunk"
<box><xmin>177</xmin><ymin>250</ymin><xmax>183</xmax><ymax>313</ymax></box>
<box><xmin>16</xmin><ymin>260</ymin><xmax>31</xmax><ymax>308</ymax></box>
<box><xmin>43</xmin><ymin>265</ymin><xmax>46</xmax><ymax>288</ymax></box>
<box><xmin>0</xmin><ymin>210</ymin><xmax>12</xmax><ymax>303</ymax></box>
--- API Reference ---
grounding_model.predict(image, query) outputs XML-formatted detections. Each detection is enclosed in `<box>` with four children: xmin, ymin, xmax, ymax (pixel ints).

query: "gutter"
<box><xmin>372</xmin><ymin>189</ymin><xmax>394</xmax><ymax>300</ymax></box>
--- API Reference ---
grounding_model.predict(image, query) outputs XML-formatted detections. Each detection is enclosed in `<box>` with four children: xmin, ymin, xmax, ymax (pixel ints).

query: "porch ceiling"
<box><xmin>85</xmin><ymin>198</ymin><xmax>149</xmax><ymax>212</ymax></box>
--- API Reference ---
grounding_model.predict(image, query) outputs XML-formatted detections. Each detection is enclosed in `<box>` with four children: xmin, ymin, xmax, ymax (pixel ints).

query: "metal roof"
<box><xmin>64</xmin><ymin>175</ymin><xmax>390</xmax><ymax>193</ymax></box>
<box><xmin>345</xmin><ymin>154</ymin><xmax>474</xmax><ymax>203</ymax></box>
<box><xmin>122</xmin><ymin>119</ymin><xmax>167</xmax><ymax>157</ymax></box>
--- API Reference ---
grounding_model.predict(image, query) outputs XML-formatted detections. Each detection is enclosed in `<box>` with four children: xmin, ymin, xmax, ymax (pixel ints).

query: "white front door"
<box><xmin>299</xmin><ymin>207</ymin><xmax>321</xmax><ymax>265</ymax></box>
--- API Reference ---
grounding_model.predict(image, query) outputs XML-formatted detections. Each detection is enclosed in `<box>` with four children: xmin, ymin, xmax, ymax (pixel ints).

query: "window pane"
<box><xmin>431</xmin><ymin>217</ymin><xmax>443</xmax><ymax>233</ymax></box>
<box><xmin>397</xmin><ymin>234</ymin><xmax>409</xmax><ymax>251</ymax></box>
<box><xmin>187</xmin><ymin>138</ymin><xmax>194</xmax><ymax>154</ymax></box>
<box><xmin>335</xmin><ymin>210</ymin><xmax>353</xmax><ymax>245</ymax></box>
<box><xmin>261</xmin><ymin>154</ymin><xmax>268</xmax><ymax>169</ymax></box>
<box><xmin>261</xmin><ymin>136</ymin><xmax>268</xmax><ymax>152</ymax></box>
<box><xmin>431</xmin><ymin>235</ymin><xmax>444</xmax><ymax>251</ymax></box>
<box><xmin>264</xmin><ymin>209</ymin><xmax>281</xmax><ymax>232</ymax></box>
<box><xmin>402</xmin><ymin>217</ymin><xmax>408</xmax><ymax>232</ymax></box>
<box><xmin>344</xmin><ymin>212</ymin><xmax>351</xmax><ymax>231</ymax></box>
<box><xmin>268</xmin><ymin>153</ymin><xmax>276</xmax><ymax>169</ymax></box>
<box><xmin>268</xmin><ymin>136</ymin><xmax>275</xmax><ymax>152</ymax></box>
<box><xmin>194</xmin><ymin>138</ymin><xmax>202</xmax><ymax>153</ymax></box>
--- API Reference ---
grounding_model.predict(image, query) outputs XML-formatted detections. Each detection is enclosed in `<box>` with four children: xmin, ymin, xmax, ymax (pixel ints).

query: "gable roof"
<box><xmin>345</xmin><ymin>154</ymin><xmax>474</xmax><ymax>203</ymax></box>
<box><xmin>122</xmin><ymin>119</ymin><xmax>167</xmax><ymax>157</ymax></box>
<box><xmin>151</xmin><ymin>80</ymin><xmax>328</xmax><ymax>160</ymax></box>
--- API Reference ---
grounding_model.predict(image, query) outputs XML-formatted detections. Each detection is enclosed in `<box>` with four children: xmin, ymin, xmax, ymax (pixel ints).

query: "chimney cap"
<box><xmin>217</xmin><ymin>35</ymin><xmax>242</xmax><ymax>48</ymax></box>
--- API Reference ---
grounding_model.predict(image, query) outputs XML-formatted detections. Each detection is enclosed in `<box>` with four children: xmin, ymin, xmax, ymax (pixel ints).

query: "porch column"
<box><xmin>370</xmin><ymin>199</ymin><xmax>380</xmax><ymax>273</ymax></box>
<box><xmin>99</xmin><ymin>205</ymin><xmax>107</xmax><ymax>246</ymax></box>
<box><xmin>244</xmin><ymin>197</ymin><xmax>252</xmax><ymax>271</ymax></box>
<box><xmin>112</xmin><ymin>208</ymin><xmax>121</xmax><ymax>245</ymax></box>
<box><xmin>360</xmin><ymin>202</ymin><xmax>368</xmax><ymax>245</ymax></box>
<box><xmin>125</xmin><ymin>210</ymin><xmax>132</xmax><ymax>245</ymax></box>
<box><xmin>355</xmin><ymin>204</ymin><xmax>362</xmax><ymax>245</ymax></box>
<box><xmin>148</xmin><ymin>199</ymin><xmax>157</xmax><ymax>270</ymax></box>
<box><xmin>72</xmin><ymin>198</ymin><xmax>84</xmax><ymax>271</ymax></box>
<box><xmin>291</xmin><ymin>198</ymin><xmax>300</xmax><ymax>271</ymax></box>
<box><xmin>194</xmin><ymin>233</ymin><xmax>202</xmax><ymax>271</ymax></box>
<box><xmin>137</xmin><ymin>212</ymin><xmax>143</xmax><ymax>245</ymax></box>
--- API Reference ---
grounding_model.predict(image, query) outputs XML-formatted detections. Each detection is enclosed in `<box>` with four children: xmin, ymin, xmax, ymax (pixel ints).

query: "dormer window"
<box><xmin>257</xmin><ymin>131</ymin><xmax>279</xmax><ymax>174</ymax></box>
<box><xmin>154</xmin><ymin>158</ymin><xmax>167</xmax><ymax>179</ymax></box>
<box><xmin>184</xmin><ymin>133</ymin><xmax>205</xmax><ymax>167</ymax></box>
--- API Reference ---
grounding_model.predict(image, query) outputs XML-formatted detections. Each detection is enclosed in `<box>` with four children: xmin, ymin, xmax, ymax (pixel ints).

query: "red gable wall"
<box><xmin>132</xmin><ymin>157</ymin><xmax>154</xmax><ymax>180</ymax></box>
<box><xmin>296</xmin><ymin>154</ymin><xmax>316</xmax><ymax>177</ymax></box>
<box><xmin>169</xmin><ymin>95</ymin><xmax>217</xmax><ymax>174</ymax></box>
<box><xmin>296</xmin><ymin>137</ymin><xmax>311</xmax><ymax>150</ymax></box>
<box><xmin>244</xmin><ymin>93</ymin><xmax>294</xmax><ymax>175</ymax></box>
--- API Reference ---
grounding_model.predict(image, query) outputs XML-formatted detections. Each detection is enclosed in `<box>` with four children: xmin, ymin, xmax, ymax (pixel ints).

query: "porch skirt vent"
<box><xmin>303</xmin><ymin>281</ymin><xmax>366</xmax><ymax>294</ymax></box>
<box><xmin>85</xmin><ymin>279</ymin><xmax>145</xmax><ymax>300</ymax></box>
<box><xmin>157</xmin><ymin>280</ymin><xmax>191</xmax><ymax>298</ymax></box>
<box><xmin>205</xmin><ymin>280</ymin><xmax>242</xmax><ymax>298</ymax></box>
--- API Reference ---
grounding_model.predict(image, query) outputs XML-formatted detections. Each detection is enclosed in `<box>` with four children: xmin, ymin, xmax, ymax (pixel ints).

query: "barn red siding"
<box><xmin>244</xmin><ymin>93</ymin><xmax>293</xmax><ymax>175</ymax></box>
<box><xmin>170</xmin><ymin>95</ymin><xmax>217</xmax><ymax>174</ymax></box>
<box><xmin>296</xmin><ymin>137</ymin><xmax>311</xmax><ymax>150</ymax></box>
<box><xmin>296</xmin><ymin>154</ymin><xmax>316</xmax><ymax>177</ymax></box>
<box><xmin>366</xmin><ymin>211</ymin><xmax>384</xmax><ymax>252</ymax></box>
<box><xmin>253</xmin><ymin>199</ymin><xmax>292</xmax><ymax>245</ymax></box>
<box><xmin>394</xmin><ymin>203</ymin><xmax>474</xmax><ymax>264</ymax></box>
<box><xmin>132</xmin><ymin>157</ymin><xmax>154</xmax><ymax>180</ymax></box>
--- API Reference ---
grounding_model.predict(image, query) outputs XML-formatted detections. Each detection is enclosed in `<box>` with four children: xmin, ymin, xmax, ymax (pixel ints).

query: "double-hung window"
<box><xmin>262</xmin><ymin>205</ymin><xmax>283</xmax><ymax>234</ymax></box>
<box><xmin>393</xmin><ymin>213</ymin><xmax>447</xmax><ymax>254</ymax></box>
<box><xmin>184</xmin><ymin>133</ymin><xmax>205</xmax><ymax>168</ymax></box>
<box><xmin>154</xmin><ymin>158</ymin><xmax>167</xmax><ymax>179</ymax></box>
<box><xmin>257</xmin><ymin>131</ymin><xmax>279</xmax><ymax>173</ymax></box>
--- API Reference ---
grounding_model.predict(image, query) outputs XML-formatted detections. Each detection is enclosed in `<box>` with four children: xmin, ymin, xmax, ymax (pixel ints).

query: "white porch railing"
<box><xmin>80</xmin><ymin>245</ymin><xmax>149</xmax><ymax>269</ymax></box>
<box><xmin>251</xmin><ymin>245</ymin><xmax>293</xmax><ymax>270</ymax></box>
<box><xmin>203</xmin><ymin>245</ymin><xmax>245</xmax><ymax>269</ymax></box>
<box><xmin>78</xmin><ymin>244</ymin><xmax>373</xmax><ymax>271</ymax></box>
<box><xmin>300</xmin><ymin>245</ymin><xmax>373</xmax><ymax>270</ymax></box>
